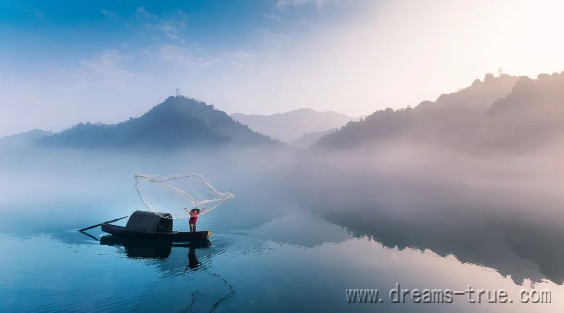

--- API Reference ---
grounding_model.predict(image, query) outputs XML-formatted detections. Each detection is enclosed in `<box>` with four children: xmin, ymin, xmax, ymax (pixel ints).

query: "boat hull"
<box><xmin>101</xmin><ymin>223</ymin><xmax>211</xmax><ymax>242</ymax></box>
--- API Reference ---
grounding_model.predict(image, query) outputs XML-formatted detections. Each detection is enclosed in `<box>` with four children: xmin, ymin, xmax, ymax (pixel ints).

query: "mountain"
<box><xmin>291</xmin><ymin>128</ymin><xmax>337</xmax><ymax>149</ymax></box>
<box><xmin>486</xmin><ymin>73</ymin><xmax>564</xmax><ymax>149</ymax></box>
<box><xmin>0</xmin><ymin>129</ymin><xmax>52</xmax><ymax>147</ymax></box>
<box><xmin>315</xmin><ymin>73</ymin><xmax>522</xmax><ymax>151</ymax></box>
<box><xmin>231</xmin><ymin>108</ymin><xmax>358</xmax><ymax>143</ymax></box>
<box><xmin>39</xmin><ymin>96</ymin><xmax>276</xmax><ymax>149</ymax></box>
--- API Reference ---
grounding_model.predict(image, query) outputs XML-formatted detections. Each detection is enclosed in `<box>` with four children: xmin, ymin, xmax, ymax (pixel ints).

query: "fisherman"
<box><xmin>185</xmin><ymin>206</ymin><xmax>202</xmax><ymax>232</ymax></box>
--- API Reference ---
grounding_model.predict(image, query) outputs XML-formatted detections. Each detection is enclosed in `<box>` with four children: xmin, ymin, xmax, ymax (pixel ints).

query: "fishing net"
<box><xmin>134</xmin><ymin>174</ymin><xmax>235</xmax><ymax>219</ymax></box>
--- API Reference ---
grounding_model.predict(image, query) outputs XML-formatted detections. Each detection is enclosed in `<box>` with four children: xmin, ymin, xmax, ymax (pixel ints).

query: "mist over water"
<box><xmin>1</xmin><ymin>142</ymin><xmax>564</xmax><ymax>312</ymax></box>
<box><xmin>299</xmin><ymin>142</ymin><xmax>564</xmax><ymax>283</ymax></box>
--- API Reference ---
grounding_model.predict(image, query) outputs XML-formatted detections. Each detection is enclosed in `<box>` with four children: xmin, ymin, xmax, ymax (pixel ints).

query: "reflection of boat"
<box><xmin>100</xmin><ymin>210</ymin><xmax>212</xmax><ymax>242</ymax></box>
<box><xmin>100</xmin><ymin>235</ymin><xmax>211</xmax><ymax>259</ymax></box>
<box><xmin>101</xmin><ymin>236</ymin><xmax>172</xmax><ymax>258</ymax></box>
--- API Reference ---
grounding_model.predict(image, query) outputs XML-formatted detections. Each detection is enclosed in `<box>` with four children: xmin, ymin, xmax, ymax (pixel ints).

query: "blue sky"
<box><xmin>0</xmin><ymin>0</ymin><xmax>330</xmax><ymax>71</ymax></box>
<box><xmin>2</xmin><ymin>0</ymin><xmax>564</xmax><ymax>136</ymax></box>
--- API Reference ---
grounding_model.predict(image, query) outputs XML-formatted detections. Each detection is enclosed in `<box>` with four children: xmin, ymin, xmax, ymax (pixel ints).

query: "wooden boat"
<box><xmin>100</xmin><ymin>210</ymin><xmax>211</xmax><ymax>242</ymax></box>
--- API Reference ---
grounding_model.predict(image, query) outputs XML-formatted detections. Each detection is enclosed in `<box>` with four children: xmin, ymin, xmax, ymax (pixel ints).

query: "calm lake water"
<box><xmin>1</xmin><ymin>148</ymin><xmax>563</xmax><ymax>312</ymax></box>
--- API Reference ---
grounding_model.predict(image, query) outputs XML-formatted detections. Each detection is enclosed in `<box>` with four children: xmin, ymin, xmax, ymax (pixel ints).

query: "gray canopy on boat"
<box><xmin>125</xmin><ymin>210</ymin><xmax>173</xmax><ymax>234</ymax></box>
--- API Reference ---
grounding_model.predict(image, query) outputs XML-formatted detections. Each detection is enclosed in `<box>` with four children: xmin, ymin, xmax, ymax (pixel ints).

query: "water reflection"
<box><xmin>96</xmin><ymin>234</ymin><xmax>236</xmax><ymax>312</ymax></box>
<box><xmin>316</xmin><ymin>208</ymin><xmax>564</xmax><ymax>285</ymax></box>
<box><xmin>99</xmin><ymin>236</ymin><xmax>211</xmax><ymax>260</ymax></box>
<box><xmin>2</xmin><ymin>147</ymin><xmax>564</xmax><ymax>312</ymax></box>
<box><xmin>1</xmin><ymin>213</ymin><xmax>563</xmax><ymax>312</ymax></box>
<box><xmin>188</xmin><ymin>245</ymin><xmax>200</xmax><ymax>269</ymax></box>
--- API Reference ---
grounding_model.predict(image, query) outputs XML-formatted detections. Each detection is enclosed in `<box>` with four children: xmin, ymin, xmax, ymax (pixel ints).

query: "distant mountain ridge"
<box><xmin>231</xmin><ymin>108</ymin><xmax>358</xmax><ymax>143</ymax></box>
<box><xmin>19</xmin><ymin>71</ymin><xmax>564</xmax><ymax>152</ymax></box>
<box><xmin>40</xmin><ymin>96</ymin><xmax>276</xmax><ymax>149</ymax></box>
<box><xmin>291</xmin><ymin>128</ymin><xmax>337</xmax><ymax>149</ymax></box>
<box><xmin>0</xmin><ymin>129</ymin><xmax>52</xmax><ymax>147</ymax></box>
<box><xmin>315</xmin><ymin>73</ymin><xmax>529</xmax><ymax>152</ymax></box>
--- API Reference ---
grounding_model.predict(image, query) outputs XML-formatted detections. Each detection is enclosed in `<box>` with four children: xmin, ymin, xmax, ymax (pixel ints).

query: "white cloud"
<box><xmin>156</xmin><ymin>19</ymin><xmax>186</xmax><ymax>41</ymax></box>
<box><xmin>136</xmin><ymin>7</ymin><xmax>158</xmax><ymax>19</ymax></box>
<box><xmin>136</xmin><ymin>8</ymin><xmax>189</xmax><ymax>42</ymax></box>
<box><xmin>258</xmin><ymin>28</ymin><xmax>288</xmax><ymax>48</ymax></box>
<box><xmin>81</xmin><ymin>50</ymin><xmax>131</xmax><ymax>76</ymax></box>
<box><xmin>78</xmin><ymin>49</ymin><xmax>141</xmax><ymax>90</ymax></box>
<box><xmin>158</xmin><ymin>44</ymin><xmax>222</xmax><ymax>70</ymax></box>
<box><xmin>100</xmin><ymin>9</ymin><xmax>117</xmax><ymax>18</ymax></box>
<box><xmin>275</xmin><ymin>0</ymin><xmax>330</xmax><ymax>10</ymax></box>
<box><xmin>264</xmin><ymin>13</ymin><xmax>283</xmax><ymax>23</ymax></box>
<box><xmin>230</xmin><ymin>51</ymin><xmax>255</xmax><ymax>71</ymax></box>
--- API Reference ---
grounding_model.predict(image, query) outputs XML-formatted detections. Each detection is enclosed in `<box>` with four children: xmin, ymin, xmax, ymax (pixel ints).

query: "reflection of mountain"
<box><xmin>248</xmin><ymin>212</ymin><xmax>351</xmax><ymax>248</ymax></box>
<box><xmin>231</xmin><ymin>109</ymin><xmax>357</xmax><ymax>143</ymax></box>
<box><xmin>316</xmin><ymin>73</ymin><xmax>523</xmax><ymax>151</ymax></box>
<box><xmin>39</xmin><ymin>96</ymin><xmax>276</xmax><ymax>149</ymax></box>
<box><xmin>296</xmin><ymin>171</ymin><xmax>564</xmax><ymax>285</ymax></box>
<box><xmin>320</xmin><ymin>210</ymin><xmax>564</xmax><ymax>285</ymax></box>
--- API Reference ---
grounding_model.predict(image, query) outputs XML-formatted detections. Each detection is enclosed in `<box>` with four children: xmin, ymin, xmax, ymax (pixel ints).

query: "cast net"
<box><xmin>134</xmin><ymin>173</ymin><xmax>235</xmax><ymax>219</ymax></box>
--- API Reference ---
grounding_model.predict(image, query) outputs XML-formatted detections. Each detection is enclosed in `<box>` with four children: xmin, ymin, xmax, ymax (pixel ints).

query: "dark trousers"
<box><xmin>189</xmin><ymin>223</ymin><xmax>196</xmax><ymax>232</ymax></box>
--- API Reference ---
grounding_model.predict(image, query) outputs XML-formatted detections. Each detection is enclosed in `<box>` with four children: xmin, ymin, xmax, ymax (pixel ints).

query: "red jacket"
<box><xmin>189</xmin><ymin>210</ymin><xmax>199</xmax><ymax>224</ymax></box>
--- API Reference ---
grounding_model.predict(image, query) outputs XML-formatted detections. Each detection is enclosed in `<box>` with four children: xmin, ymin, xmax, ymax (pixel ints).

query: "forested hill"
<box><xmin>39</xmin><ymin>96</ymin><xmax>277</xmax><ymax>149</ymax></box>
<box><xmin>314</xmin><ymin>73</ymin><xmax>536</xmax><ymax>152</ymax></box>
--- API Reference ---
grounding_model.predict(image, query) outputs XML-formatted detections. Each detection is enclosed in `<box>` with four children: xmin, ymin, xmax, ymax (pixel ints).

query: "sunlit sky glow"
<box><xmin>1</xmin><ymin>0</ymin><xmax>564</xmax><ymax>136</ymax></box>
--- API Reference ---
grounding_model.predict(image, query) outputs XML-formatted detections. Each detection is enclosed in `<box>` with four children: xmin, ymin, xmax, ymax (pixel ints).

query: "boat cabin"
<box><xmin>125</xmin><ymin>210</ymin><xmax>173</xmax><ymax>234</ymax></box>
